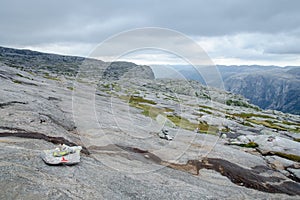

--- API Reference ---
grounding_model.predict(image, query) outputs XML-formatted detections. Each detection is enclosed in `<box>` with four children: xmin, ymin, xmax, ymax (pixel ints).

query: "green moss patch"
<box><xmin>229</xmin><ymin>141</ymin><xmax>258</xmax><ymax>148</ymax></box>
<box><xmin>198</xmin><ymin>108</ymin><xmax>213</xmax><ymax>115</ymax></box>
<box><xmin>239</xmin><ymin>141</ymin><xmax>259</xmax><ymax>148</ymax></box>
<box><xmin>13</xmin><ymin>80</ymin><xmax>22</xmax><ymax>84</ymax></box>
<box><xmin>233</xmin><ymin>113</ymin><xmax>274</xmax><ymax>119</ymax></box>
<box><xmin>120</xmin><ymin>95</ymin><xmax>172</xmax><ymax>119</ymax></box>
<box><xmin>248</xmin><ymin>119</ymin><xmax>288</xmax><ymax>131</ymax></box>
<box><xmin>226</xmin><ymin>100</ymin><xmax>260</xmax><ymax>110</ymax></box>
<box><xmin>293</xmin><ymin>138</ymin><xmax>300</xmax><ymax>142</ymax></box>
<box><xmin>43</xmin><ymin>74</ymin><xmax>61</xmax><ymax>81</ymax></box>
<box><xmin>166</xmin><ymin>115</ymin><xmax>218</xmax><ymax>134</ymax></box>
<box><xmin>271</xmin><ymin>152</ymin><xmax>300</xmax><ymax>162</ymax></box>
<box><xmin>67</xmin><ymin>86</ymin><xmax>74</xmax><ymax>91</ymax></box>
<box><xmin>128</xmin><ymin>96</ymin><xmax>157</xmax><ymax>105</ymax></box>
<box><xmin>138</xmin><ymin>104</ymin><xmax>171</xmax><ymax>119</ymax></box>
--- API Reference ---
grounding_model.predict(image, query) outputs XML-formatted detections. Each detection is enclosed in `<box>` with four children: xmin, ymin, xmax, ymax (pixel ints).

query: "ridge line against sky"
<box><xmin>1</xmin><ymin>0</ymin><xmax>300</xmax><ymax>66</ymax></box>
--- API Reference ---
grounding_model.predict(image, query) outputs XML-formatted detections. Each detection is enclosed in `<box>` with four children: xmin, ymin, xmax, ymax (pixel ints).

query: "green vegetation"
<box><xmin>102</xmin><ymin>83</ymin><xmax>110</xmax><ymax>88</ymax></box>
<box><xmin>239</xmin><ymin>141</ymin><xmax>258</xmax><ymax>148</ymax></box>
<box><xmin>120</xmin><ymin>95</ymin><xmax>168</xmax><ymax>118</ymax></box>
<box><xmin>271</xmin><ymin>152</ymin><xmax>300</xmax><ymax>162</ymax></box>
<box><xmin>128</xmin><ymin>96</ymin><xmax>157</xmax><ymax>105</ymax></box>
<box><xmin>12</xmin><ymin>80</ymin><xmax>22</xmax><ymax>84</ymax></box>
<box><xmin>198</xmin><ymin>108</ymin><xmax>212</xmax><ymax>115</ymax></box>
<box><xmin>240</xmin><ymin>118</ymin><xmax>300</xmax><ymax>132</ymax></box>
<box><xmin>16</xmin><ymin>73</ymin><xmax>33</xmax><ymax>80</ymax></box>
<box><xmin>197</xmin><ymin>105</ymin><xmax>224</xmax><ymax>115</ymax></box>
<box><xmin>100</xmin><ymin>83</ymin><xmax>122</xmax><ymax>92</ymax></box>
<box><xmin>16</xmin><ymin>73</ymin><xmax>24</xmax><ymax>78</ymax></box>
<box><xmin>282</xmin><ymin>120</ymin><xmax>300</xmax><ymax>127</ymax></box>
<box><xmin>230</xmin><ymin>141</ymin><xmax>258</xmax><ymax>148</ymax></box>
<box><xmin>248</xmin><ymin>119</ymin><xmax>288</xmax><ymax>131</ymax></box>
<box><xmin>120</xmin><ymin>95</ymin><xmax>217</xmax><ymax>134</ymax></box>
<box><xmin>226</xmin><ymin>99</ymin><xmax>260</xmax><ymax>110</ymax></box>
<box><xmin>225</xmin><ymin>115</ymin><xmax>235</xmax><ymax>120</ymax></box>
<box><xmin>294</xmin><ymin>138</ymin><xmax>300</xmax><ymax>142</ymax></box>
<box><xmin>140</xmin><ymin>104</ymin><xmax>171</xmax><ymax>118</ymax></box>
<box><xmin>241</xmin><ymin>121</ymin><xmax>254</xmax><ymax>127</ymax></box>
<box><xmin>166</xmin><ymin>115</ymin><xmax>218</xmax><ymax>134</ymax></box>
<box><xmin>195</xmin><ymin>92</ymin><xmax>211</xmax><ymax>100</ymax></box>
<box><xmin>226</xmin><ymin>99</ymin><xmax>248</xmax><ymax>107</ymax></box>
<box><xmin>221</xmin><ymin>126</ymin><xmax>231</xmax><ymax>133</ymax></box>
<box><xmin>227</xmin><ymin>112</ymin><xmax>299</xmax><ymax>132</ymax></box>
<box><xmin>112</xmin><ymin>83</ymin><xmax>122</xmax><ymax>92</ymax></box>
<box><xmin>43</xmin><ymin>72</ymin><xmax>61</xmax><ymax>81</ymax></box>
<box><xmin>199</xmin><ymin>105</ymin><xmax>214</xmax><ymax>110</ymax></box>
<box><xmin>67</xmin><ymin>86</ymin><xmax>74</xmax><ymax>91</ymax></box>
<box><xmin>163</xmin><ymin>94</ymin><xmax>180</xmax><ymax>102</ymax></box>
<box><xmin>202</xmin><ymin>93</ymin><xmax>211</xmax><ymax>100</ymax></box>
<box><xmin>232</xmin><ymin>112</ymin><xmax>274</xmax><ymax>119</ymax></box>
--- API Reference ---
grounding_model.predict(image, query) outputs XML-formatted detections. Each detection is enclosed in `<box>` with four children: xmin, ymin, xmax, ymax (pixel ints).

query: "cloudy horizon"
<box><xmin>1</xmin><ymin>0</ymin><xmax>300</xmax><ymax>66</ymax></box>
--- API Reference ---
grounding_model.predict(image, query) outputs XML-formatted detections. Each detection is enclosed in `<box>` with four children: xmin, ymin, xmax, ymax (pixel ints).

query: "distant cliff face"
<box><xmin>224</xmin><ymin>69</ymin><xmax>300</xmax><ymax>115</ymax></box>
<box><xmin>152</xmin><ymin>65</ymin><xmax>300</xmax><ymax>115</ymax></box>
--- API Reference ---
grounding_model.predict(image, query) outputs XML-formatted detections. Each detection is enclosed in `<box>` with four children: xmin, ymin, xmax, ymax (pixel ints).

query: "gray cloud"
<box><xmin>0</xmin><ymin>0</ymin><xmax>299</xmax><ymax>65</ymax></box>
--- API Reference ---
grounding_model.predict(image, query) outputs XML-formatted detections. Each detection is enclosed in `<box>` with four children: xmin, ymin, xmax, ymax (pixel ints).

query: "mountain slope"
<box><xmin>152</xmin><ymin>64</ymin><xmax>300</xmax><ymax>115</ymax></box>
<box><xmin>225</xmin><ymin>69</ymin><xmax>300</xmax><ymax>114</ymax></box>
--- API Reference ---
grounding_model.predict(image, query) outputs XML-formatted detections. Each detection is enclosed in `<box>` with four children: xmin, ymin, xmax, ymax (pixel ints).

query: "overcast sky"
<box><xmin>1</xmin><ymin>0</ymin><xmax>300</xmax><ymax>66</ymax></box>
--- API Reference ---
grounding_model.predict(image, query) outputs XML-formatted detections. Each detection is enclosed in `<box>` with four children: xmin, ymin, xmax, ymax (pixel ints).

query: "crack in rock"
<box><xmin>96</xmin><ymin>145</ymin><xmax>300</xmax><ymax>196</ymax></box>
<box><xmin>166</xmin><ymin>158</ymin><xmax>300</xmax><ymax>196</ymax></box>
<box><xmin>0</xmin><ymin>130</ymin><xmax>90</xmax><ymax>155</ymax></box>
<box><xmin>0</xmin><ymin>101</ymin><xmax>28</xmax><ymax>108</ymax></box>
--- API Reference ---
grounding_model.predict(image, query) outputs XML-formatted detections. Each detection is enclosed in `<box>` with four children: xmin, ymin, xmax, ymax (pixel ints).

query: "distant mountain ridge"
<box><xmin>0</xmin><ymin>46</ymin><xmax>154</xmax><ymax>80</ymax></box>
<box><xmin>151</xmin><ymin>64</ymin><xmax>300</xmax><ymax>115</ymax></box>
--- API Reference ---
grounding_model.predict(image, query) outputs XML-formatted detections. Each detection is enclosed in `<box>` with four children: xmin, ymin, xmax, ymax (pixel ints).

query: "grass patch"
<box><xmin>282</xmin><ymin>120</ymin><xmax>300</xmax><ymax>127</ymax></box>
<box><xmin>198</xmin><ymin>105</ymin><xmax>225</xmax><ymax>115</ymax></box>
<box><xmin>199</xmin><ymin>105</ymin><xmax>214</xmax><ymax>110</ymax></box>
<box><xmin>166</xmin><ymin>115</ymin><xmax>218</xmax><ymax>134</ymax></box>
<box><xmin>242</xmin><ymin>121</ymin><xmax>254</xmax><ymax>127</ymax></box>
<box><xmin>138</xmin><ymin>104</ymin><xmax>171</xmax><ymax>119</ymax></box>
<box><xmin>233</xmin><ymin>113</ymin><xmax>274</xmax><ymax>119</ymax></box>
<box><xmin>226</xmin><ymin>99</ymin><xmax>260</xmax><ymax>110</ymax></box>
<box><xmin>163</xmin><ymin>94</ymin><xmax>180</xmax><ymax>102</ymax></box>
<box><xmin>239</xmin><ymin>141</ymin><xmax>258</xmax><ymax>148</ymax></box>
<box><xmin>120</xmin><ymin>94</ymin><xmax>217</xmax><ymax>133</ymax></box>
<box><xmin>43</xmin><ymin>74</ymin><xmax>61</xmax><ymax>81</ymax></box>
<box><xmin>248</xmin><ymin>119</ymin><xmax>288</xmax><ymax>131</ymax></box>
<box><xmin>198</xmin><ymin>109</ymin><xmax>213</xmax><ymax>115</ymax></box>
<box><xmin>229</xmin><ymin>141</ymin><xmax>258</xmax><ymax>148</ymax></box>
<box><xmin>128</xmin><ymin>96</ymin><xmax>157</xmax><ymax>105</ymax></box>
<box><xmin>166</xmin><ymin>115</ymin><xmax>197</xmax><ymax>131</ymax></box>
<box><xmin>120</xmin><ymin>95</ymin><xmax>172</xmax><ymax>119</ymax></box>
<box><xmin>271</xmin><ymin>152</ymin><xmax>300</xmax><ymax>162</ymax></box>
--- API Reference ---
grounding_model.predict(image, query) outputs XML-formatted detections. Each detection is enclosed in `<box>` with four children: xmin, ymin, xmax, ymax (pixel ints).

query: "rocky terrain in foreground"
<box><xmin>0</xmin><ymin>47</ymin><xmax>300</xmax><ymax>199</ymax></box>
